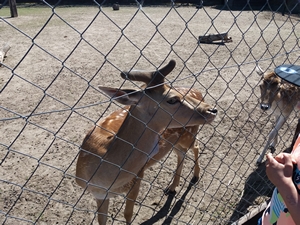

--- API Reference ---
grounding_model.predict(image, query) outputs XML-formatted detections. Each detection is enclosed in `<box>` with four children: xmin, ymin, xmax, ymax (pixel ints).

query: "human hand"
<box><xmin>265</xmin><ymin>153</ymin><xmax>297</xmax><ymax>188</ymax></box>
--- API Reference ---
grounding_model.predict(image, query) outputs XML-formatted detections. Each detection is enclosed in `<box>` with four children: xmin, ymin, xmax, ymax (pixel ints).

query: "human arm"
<box><xmin>266</xmin><ymin>153</ymin><xmax>300</xmax><ymax>225</ymax></box>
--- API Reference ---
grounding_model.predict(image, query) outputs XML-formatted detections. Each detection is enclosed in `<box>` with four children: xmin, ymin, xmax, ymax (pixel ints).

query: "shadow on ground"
<box><xmin>140</xmin><ymin>178</ymin><xmax>196</xmax><ymax>225</ymax></box>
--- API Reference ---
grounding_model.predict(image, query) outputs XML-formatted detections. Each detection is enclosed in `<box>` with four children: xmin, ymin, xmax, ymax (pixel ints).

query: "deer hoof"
<box><xmin>164</xmin><ymin>188</ymin><xmax>176</xmax><ymax>196</ymax></box>
<box><xmin>256</xmin><ymin>160</ymin><xmax>262</xmax><ymax>166</ymax></box>
<box><xmin>190</xmin><ymin>176</ymin><xmax>199</xmax><ymax>185</ymax></box>
<box><xmin>269</xmin><ymin>146</ymin><xmax>276</xmax><ymax>153</ymax></box>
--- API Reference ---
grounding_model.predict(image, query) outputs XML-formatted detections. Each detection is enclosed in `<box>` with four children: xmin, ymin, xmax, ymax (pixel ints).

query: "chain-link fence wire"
<box><xmin>1</xmin><ymin>0</ymin><xmax>300</xmax><ymax>224</ymax></box>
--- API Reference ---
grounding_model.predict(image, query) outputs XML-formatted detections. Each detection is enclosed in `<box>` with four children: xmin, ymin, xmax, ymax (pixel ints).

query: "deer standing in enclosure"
<box><xmin>75</xmin><ymin>60</ymin><xmax>217</xmax><ymax>224</ymax></box>
<box><xmin>256</xmin><ymin>65</ymin><xmax>300</xmax><ymax>164</ymax></box>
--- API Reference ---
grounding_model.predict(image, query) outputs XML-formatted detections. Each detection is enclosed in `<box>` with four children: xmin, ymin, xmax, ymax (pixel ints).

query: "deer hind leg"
<box><xmin>164</xmin><ymin>144</ymin><xmax>186</xmax><ymax>195</ymax></box>
<box><xmin>95</xmin><ymin>198</ymin><xmax>110</xmax><ymax>225</ymax></box>
<box><xmin>257</xmin><ymin>115</ymin><xmax>287</xmax><ymax>165</ymax></box>
<box><xmin>164</xmin><ymin>137</ymin><xmax>201</xmax><ymax>194</ymax></box>
<box><xmin>124</xmin><ymin>169</ymin><xmax>144</xmax><ymax>224</ymax></box>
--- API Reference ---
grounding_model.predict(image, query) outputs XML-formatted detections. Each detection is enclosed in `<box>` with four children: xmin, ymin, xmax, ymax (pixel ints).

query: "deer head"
<box><xmin>100</xmin><ymin>60</ymin><xmax>217</xmax><ymax>130</ymax></box>
<box><xmin>256</xmin><ymin>65</ymin><xmax>282</xmax><ymax>111</ymax></box>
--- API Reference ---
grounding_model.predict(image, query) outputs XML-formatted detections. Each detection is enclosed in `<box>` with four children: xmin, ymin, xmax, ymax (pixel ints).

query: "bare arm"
<box><xmin>266</xmin><ymin>153</ymin><xmax>300</xmax><ymax>225</ymax></box>
<box><xmin>277</xmin><ymin>181</ymin><xmax>300</xmax><ymax>225</ymax></box>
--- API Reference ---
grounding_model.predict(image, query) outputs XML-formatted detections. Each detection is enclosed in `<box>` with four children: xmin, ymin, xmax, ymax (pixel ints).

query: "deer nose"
<box><xmin>260</xmin><ymin>104</ymin><xmax>269</xmax><ymax>111</ymax></box>
<box><xmin>209</xmin><ymin>108</ymin><xmax>218</xmax><ymax>115</ymax></box>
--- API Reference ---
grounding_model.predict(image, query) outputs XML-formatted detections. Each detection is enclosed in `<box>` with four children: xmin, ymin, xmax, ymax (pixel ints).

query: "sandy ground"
<box><xmin>1</xmin><ymin>4</ymin><xmax>300</xmax><ymax>225</ymax></box>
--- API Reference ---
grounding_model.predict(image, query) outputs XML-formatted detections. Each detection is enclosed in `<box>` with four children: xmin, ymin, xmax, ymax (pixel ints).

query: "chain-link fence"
<box><xmin>1</xmin><ymin>1</ymin><xmax>300</xmax><ymax>224</ymax></box>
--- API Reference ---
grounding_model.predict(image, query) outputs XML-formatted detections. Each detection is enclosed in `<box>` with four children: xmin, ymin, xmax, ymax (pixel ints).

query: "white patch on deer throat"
<box><xmin>149</xmin><ymin>136</ymin><xmax>159</xmax><ymax>159</ymax></box>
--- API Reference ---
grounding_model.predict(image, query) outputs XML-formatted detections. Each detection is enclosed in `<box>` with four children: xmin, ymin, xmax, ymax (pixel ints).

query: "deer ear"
<box><xmin>99</xmin><ymin>86</ymin><xmax>143</xmax><ymax>105</ymax></box>
<box><xmin>256</xmin><ymin>65</ymin><xmax>264</xmax><ymax>76</ymax></box>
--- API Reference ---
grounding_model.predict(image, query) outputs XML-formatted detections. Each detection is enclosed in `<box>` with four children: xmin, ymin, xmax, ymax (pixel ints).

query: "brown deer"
<box><xmin>101</xmin><ymin>92</ymin><xmax>203</xmax><ymax>196</ymax></box>
<box><xmin>75</xmin><ymin>60</ymin><xmax>217</xmax><ymax>224</ymax></box>
<box><xmin>256</xmin><ymin>65</ymin><xmax>300</xmax><ymax>164</ymax></box>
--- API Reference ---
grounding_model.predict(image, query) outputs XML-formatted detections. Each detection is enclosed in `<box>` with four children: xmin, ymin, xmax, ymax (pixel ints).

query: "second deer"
<box><xmin>75</xmin><ymin>60</ymin><xmax>217</xmax><ymax>224</ymax></box>
<box><xmin>256</xmin><ymin>65</ymin><xmax>300</xmax><ymax>164</ymax></box>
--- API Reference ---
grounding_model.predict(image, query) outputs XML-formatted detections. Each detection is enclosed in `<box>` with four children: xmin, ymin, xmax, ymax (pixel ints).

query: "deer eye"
<box><xmin>167</xmin><ymin>97</ymin><xmax>180</xmax><ymax>104</ymax></box>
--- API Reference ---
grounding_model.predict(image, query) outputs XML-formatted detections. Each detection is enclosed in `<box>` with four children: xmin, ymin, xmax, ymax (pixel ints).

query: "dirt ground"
<box><xmin>1</xmin><ymin>4</ymin><xmax>300</xmax><ymax>225</ymax></box>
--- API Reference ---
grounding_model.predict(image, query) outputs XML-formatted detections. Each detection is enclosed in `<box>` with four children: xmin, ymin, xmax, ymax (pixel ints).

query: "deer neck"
<box><xmin>106</xmin><ymin>106</ymin><xmax>160</xmax><ymax>173</ymax></box>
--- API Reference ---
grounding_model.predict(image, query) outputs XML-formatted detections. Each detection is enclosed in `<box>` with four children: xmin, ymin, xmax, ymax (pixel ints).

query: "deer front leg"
<box><xmin>191</xmin><ymin>141</ymin><xmax>200</xmax><ymax>184</ymax></box>
<box><xmin>256</xmin><ymin>115</ymin><xmax>286</xmax><ymax>164</ymax></box>
<box><xmin>95</xmin><ymin>198</ymin><xmax>110</xmax><ymax>225</ymax></box>
<box><xmin>124</xmin><ymin>169</ymin><xmax>144</xmax><ymax>224</ymax></box>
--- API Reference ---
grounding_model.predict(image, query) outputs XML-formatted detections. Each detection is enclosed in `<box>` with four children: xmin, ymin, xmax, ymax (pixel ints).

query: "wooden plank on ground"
<box><xmin>199</xmin><ymin>32</ymin><xmax>232</xmax><ymax>44</ymax></box>
<box><xmin>230</xmin><ymin>201</ymin><xmax>268</xmax><ymax>225</ymax></box>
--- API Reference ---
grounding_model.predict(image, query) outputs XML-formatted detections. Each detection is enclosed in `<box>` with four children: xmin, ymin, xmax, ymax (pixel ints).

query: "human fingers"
<box><xmin>291</xmin><ymin>155</ymin><xmax>297</xmax><ymax>165</ymax></box>
<box><xmin>282</xmin><ymin>154</ymin><xmax>295</xmax><ymax>173</ymax></box>
<box><xmin>274</xmin><ymin>153</ymin><xmax>285</xmax><ymax>164</ymax></box>
<box><xmin>274</xmin><ymin>153</ymin><xmax>294</xmax><ymax>166</ymax></box>
<box><xmin>273</xmin><ymin>153</ymin><xmax>295</xmax><ymax>177</ymax></box>
<box><xmin>265</xmin><ymin>153</ymin><xmax>281</xmax><ymax>184</ymax></box>
<box><xmin>266</xmin><ymin>153</ymin><xmax>277</xmax><ymax>167</ymax></box>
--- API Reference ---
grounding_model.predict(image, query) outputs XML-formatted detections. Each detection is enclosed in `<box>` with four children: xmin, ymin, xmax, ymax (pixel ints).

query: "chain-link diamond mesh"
<box><xmin>1</xmin><ymin>1</ymin><xmax>300</xmax><ymax>224</ymax></box>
